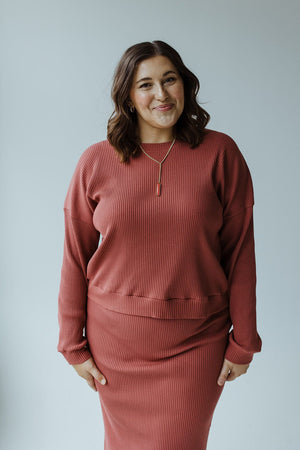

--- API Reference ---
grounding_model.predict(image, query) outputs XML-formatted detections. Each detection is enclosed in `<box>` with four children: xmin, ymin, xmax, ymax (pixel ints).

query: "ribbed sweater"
<box><xmin>57</xmin><ymin>128</ymin><xmax>262</xmax><ymax>366</ymax></box>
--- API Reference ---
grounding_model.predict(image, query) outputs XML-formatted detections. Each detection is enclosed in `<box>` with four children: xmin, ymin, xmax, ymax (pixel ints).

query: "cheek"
<box><xmin>134</xmin><ymin>92</ymin><xmax>151</xmax><ymax>108</ymax></box>
<box><xmin>171</xmin><ymin>82</ymin><xmax>184</xmax><ymax>101</ymax></box>
<box><xmin>173</xmin><ymin>86</ymin><xmax>184</xmax><ymax>101</ymax></box>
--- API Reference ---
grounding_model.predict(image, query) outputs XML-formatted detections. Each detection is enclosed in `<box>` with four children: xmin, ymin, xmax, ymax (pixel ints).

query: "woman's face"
<box><xmin>128</xmin><ymin>55</ymin><xmax>185</xmax><ymax>141</ymax></box>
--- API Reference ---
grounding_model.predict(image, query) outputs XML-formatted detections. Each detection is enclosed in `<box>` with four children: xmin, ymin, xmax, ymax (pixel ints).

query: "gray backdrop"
<box><xmin>1</xmin><ymin>0</ymin><xmax>299</xmax><ymax>449</ymax></box>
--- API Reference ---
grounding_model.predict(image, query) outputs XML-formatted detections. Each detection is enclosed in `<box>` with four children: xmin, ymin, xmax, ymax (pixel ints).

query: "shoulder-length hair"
<box><xmin>107</xmin><ymin>40</ymin><xmax>210</xmax><ymax>164</ymax></box>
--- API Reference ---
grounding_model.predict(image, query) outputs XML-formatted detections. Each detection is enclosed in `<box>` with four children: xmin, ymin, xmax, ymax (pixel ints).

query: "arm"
<box><xmin>220</xmin><ymin>205</ymin><xmax>262</xmax><ymax>364</ymax></box>
<box><xmin>214</xmin><ymin>135</ymin><xmax>262</xmax><ymax>365</ymax></box>
<box><xmin>57</xmin><ymin>148</ymin><xmax>100</xmax><ymax>365</ymax></box>
<box><xmin>57</xmin><ymin>211</ymin><xmax>100</xmax><ymax>364</ymax></box>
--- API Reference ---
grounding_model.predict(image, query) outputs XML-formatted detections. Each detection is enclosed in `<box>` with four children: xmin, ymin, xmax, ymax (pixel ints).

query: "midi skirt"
<box><xmin>86</xmin><ymin>297</ymin><xmax>232</xmax><ymax>450</ymax></box>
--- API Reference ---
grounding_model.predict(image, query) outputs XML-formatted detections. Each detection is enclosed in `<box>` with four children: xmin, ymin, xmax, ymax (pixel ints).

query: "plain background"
<box><xmin>1</xmin><ymin>0</ymin><xmax>299</xmax><ymax>449</ymax></box>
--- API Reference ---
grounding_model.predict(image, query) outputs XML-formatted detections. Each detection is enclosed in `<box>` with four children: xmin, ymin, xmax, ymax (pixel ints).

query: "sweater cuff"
<box><xmin>224</xmin><ymin>330</ymin><xmax>256</xmax><ymax>365</ymax></box>
<box><xmin>59</xmin><ymin>347</ymin><xmax>92</xmax><ymax>365</ymax></box>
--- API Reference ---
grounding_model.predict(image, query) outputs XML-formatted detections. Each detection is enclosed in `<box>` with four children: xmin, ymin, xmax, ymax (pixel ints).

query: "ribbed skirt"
<box><xmin>86</xmin><ymin>297</ymin><xmax>232</xmax><ymax>450</ymax></box>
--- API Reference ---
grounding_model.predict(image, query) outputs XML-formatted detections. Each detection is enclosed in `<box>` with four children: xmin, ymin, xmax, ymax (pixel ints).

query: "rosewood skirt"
<box><xmin>86</xmin><ymin>297</ymin><xmax>232</xmax><ymax>450</ymax></box>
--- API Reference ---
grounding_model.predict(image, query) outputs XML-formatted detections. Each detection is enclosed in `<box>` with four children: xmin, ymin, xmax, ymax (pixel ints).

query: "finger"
<box><xmin>89</xmin><ymin>365</ymin><xmax>107</xmax><ymax>386</ymax></box>
<box><xmin>227</xmin><ymin>365</ymin><xmax>248</xmax><ymax>381</ymax></box>
<box><xmin>226</xmin><ymin>371</ymin><xmax>238</xmax><ymax>381</ymax></box>
<box><xmin>86</xmin><ymin>374</ymin><xmax>98</xmax><ymax>391</ymax></box>
<box><xmin>217</xmin><ymin>361</ymin><xmax>231</xmax><ymax>386</ymax></box>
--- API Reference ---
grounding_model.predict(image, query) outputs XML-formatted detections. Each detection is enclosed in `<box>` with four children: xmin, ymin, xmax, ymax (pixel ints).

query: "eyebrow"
<box><xmin>136</xmin><ymin>70</ymin><xmax>177</xmax><ymax>84</ymax></box>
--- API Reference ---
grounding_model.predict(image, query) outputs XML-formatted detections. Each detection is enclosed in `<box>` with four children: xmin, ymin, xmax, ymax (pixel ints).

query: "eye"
<box><xmin>164</xmin><ymin>77</ymin><xmax>176</xmax><ymax>83</ymax></box>
<box><xmin>139</xmin><ymin>83</ymin><xmax>152</xmax><ymax>88</ymax></box>
<box><xmin>139</xmin><ymin>77</ymin><xmax>177</xmax><ymax>89</ymax></box>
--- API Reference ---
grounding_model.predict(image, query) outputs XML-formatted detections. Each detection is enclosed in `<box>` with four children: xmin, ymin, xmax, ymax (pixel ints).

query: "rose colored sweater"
<box><xmin>57</xmin><ymin>128</ymin><xmax>262</xmax><ymax>366</ymax></box>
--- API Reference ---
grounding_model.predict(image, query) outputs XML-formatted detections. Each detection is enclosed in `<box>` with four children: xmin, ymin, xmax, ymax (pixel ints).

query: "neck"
<box><xmin>138</xmin><ymin>128</ymin><xmax>175</xmax><ymax>144</ymax></box>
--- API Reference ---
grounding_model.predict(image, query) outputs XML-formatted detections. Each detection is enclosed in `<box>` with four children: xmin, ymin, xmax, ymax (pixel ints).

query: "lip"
<box><xmin>154</xmin><ymin>104</ymin><xmax>174</xmax><ymax>111</ymax></box>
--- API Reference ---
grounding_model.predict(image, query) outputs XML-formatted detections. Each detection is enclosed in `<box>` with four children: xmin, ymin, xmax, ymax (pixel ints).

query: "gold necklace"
<box><xmin>139</xmin><ymin>138</ymin><xmax>176</xmax><ymax>197</ymax></box>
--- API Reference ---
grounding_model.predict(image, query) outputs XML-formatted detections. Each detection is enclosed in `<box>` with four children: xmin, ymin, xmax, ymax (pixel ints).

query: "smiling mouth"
<box><xmin>155</xmin><ymin>104</ymin><xmax>174</xmax><ymax>111</ymax></box>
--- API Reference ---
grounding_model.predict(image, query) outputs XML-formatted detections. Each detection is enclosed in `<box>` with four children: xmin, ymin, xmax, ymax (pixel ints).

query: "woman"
<box><xmin>57</xmin><ymin>40</ymin><xmax>262</xmax><ymax>449</ymax></box>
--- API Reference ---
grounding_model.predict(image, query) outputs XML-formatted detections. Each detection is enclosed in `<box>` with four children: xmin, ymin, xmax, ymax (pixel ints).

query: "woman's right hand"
<box><xmin>72</xmin><ymin>357</ymin><xmax>107</xmax><ymax>391</ymax></box>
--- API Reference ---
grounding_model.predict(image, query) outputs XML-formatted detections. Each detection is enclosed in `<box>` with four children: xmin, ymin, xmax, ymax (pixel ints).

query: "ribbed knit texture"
<box><xmin>57</xmin><ymin>128</ymin><xmax>262</xmax><ymax>367</ymax></box>
<box><xmin>86</xmin><ymin>298</ymin><xmax>232</xmax><ymax>450</ymax></box>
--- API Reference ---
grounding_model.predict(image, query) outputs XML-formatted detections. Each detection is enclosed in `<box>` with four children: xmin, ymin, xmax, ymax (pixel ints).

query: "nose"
<box><xmin>154</xmin><ymin>83</ymin><xmax>169</xmax><ymax>101</ymax></box>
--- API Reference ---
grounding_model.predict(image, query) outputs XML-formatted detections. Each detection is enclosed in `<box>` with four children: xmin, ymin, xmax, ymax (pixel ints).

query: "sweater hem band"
<box><xmin>87</xmin><ymin>285</ymin><xmax>230</xmax><ymax>319</ymax></box>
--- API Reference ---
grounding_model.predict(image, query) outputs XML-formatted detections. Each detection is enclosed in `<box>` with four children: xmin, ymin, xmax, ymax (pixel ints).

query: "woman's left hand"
<box><xmin>217</xmin><ymin>358</ymin><xmax>250</xmax><ymax>386</ymax></box>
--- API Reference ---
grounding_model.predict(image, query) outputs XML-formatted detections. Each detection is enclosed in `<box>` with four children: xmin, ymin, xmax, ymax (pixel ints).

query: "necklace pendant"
<box><xmin>139</xmin><ymin>138</ymin><xmax>176</xmax><ymax>199</ymax></box>
<box><xmin>156</xmin><ymin>182</ymin><xmax>161</xmax><ymax>196</ymax></box>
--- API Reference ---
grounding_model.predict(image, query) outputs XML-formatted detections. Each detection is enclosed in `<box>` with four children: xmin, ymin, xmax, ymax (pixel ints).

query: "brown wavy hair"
<box><xmin>107</xmin><ymin>40</ymin><xmax>210</xmax><ymax>164</ymax></box>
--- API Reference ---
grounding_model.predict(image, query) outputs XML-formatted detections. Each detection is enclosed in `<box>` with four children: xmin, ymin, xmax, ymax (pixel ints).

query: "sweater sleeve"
<box><xmin>57</xmin><ymin>149</ymin><xmax>100</xmax><ymax>365</ymax></box>
<box><xmin>214</xmin><ymin>135</ymin><xmax>262</xmax><ymax>364</ymax></box>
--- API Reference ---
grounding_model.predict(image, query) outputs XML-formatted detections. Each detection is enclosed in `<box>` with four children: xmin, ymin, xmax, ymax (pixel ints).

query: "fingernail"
<box><xmin>100</xmin><ymin>378</ymin><xmax>106</xmax><ymax>385</ymax></box>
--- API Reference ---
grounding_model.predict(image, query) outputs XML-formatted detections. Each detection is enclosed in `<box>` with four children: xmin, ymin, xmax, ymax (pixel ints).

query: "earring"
<box><xmin>129</xmin><ymin>104</ymin><xmax>135</xmax><ymax>113</ymax></box>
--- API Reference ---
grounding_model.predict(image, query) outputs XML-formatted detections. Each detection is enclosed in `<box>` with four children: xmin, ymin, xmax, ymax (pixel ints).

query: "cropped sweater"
<box><xmin>57</xmin><ymin>128</ymin><xmax>262</xmax><ymax>366</ymax></box>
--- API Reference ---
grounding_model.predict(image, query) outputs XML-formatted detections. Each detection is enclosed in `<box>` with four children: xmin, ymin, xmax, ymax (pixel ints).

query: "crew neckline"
<box><xmin>140</xmin><ymin>140</ymin><xmax>174</xmax><ymax>145</ymax></box>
